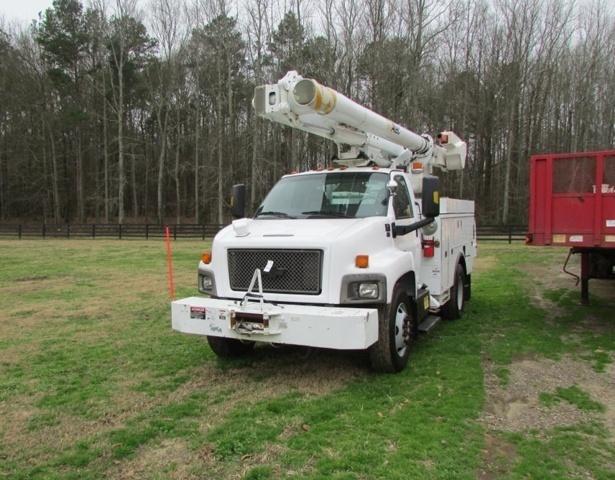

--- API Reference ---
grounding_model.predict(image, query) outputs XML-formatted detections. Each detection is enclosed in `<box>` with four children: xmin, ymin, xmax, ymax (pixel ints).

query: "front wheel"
<box><xmin>207</xmin><ymin>336</ymin><xmax>255</xmax><ymax>358</ymax></box>
<box><xmin>442</xmin><ymin>263</ymin><xmax>465</xmax><ymax>320</ymax></box>
<box><xmin>369</xmin><ymin>287</ymin><xmax>415</xmax><ymax>373</ymax></box>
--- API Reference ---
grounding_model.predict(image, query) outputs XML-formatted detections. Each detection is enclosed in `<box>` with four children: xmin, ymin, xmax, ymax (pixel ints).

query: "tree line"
<box><xmin>0</xmin><ymin>0</ymin><xmax>614</xmax><ymax>225</ymax></box>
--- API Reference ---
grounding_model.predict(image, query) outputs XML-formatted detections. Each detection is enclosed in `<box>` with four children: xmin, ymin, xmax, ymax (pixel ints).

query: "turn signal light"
<box><xmin>355</xmin><ymin>255</ymin><xmax>369</xmax><ymax>268</ymax></box>
<box><xmin>201</xmin><ymin>251</ymin><xmax>212</xmax><ymax>264</ymax></box>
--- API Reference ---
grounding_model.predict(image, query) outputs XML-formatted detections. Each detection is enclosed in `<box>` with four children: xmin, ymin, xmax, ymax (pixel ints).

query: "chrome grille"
<box><xmin>228</xmin><ymin>249</ymin><xmax>322</xmax><ymax>295</ymax></box>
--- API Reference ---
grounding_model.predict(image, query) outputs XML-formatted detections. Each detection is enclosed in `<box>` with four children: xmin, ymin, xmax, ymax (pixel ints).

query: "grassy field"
<box><xmin>0</xmin><ymin>240</ymin><xmax>614</xmax><ymax>480</ymax></box>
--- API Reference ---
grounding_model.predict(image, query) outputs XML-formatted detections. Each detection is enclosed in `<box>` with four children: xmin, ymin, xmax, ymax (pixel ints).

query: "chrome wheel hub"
<box><xmin>394</xmin><ymin>302</ymin><xmax>411</xmax><ymax>356</ymax></box>
<box><xmin>457</xmin><ymin>276</ymin><xmax>464</xmax><ymax>311</ymax></box>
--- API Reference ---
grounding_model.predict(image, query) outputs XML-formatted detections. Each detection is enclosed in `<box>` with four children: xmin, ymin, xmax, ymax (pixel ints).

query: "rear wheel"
<box><xmin>442</xmin><ymin>263</ymin><xmax>465</xmax><ymax>320</ymax></box>
<box><xmin>369</xmin><ymin>287</ymin><xmax>415</xmax><ymax>372</ymax></box>
<box><xmin>207</xmin><ymin>336</ymin><xmax>255</xmax><ymax>358</ymax></box>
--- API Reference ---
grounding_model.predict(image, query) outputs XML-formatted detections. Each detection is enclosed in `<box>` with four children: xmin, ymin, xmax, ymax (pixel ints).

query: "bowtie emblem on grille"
<box><xmin>263</xmin><ymin>261</ymin><xmax>287</xmax><ymax>279</ymax></box>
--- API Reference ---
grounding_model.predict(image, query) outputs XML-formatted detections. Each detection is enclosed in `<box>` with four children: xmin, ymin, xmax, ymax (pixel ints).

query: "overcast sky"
<box><xmin>0</xmin><ymin>0</ymin><xmax>54</xmax><ymax>23</ymax></box>
<box><xmin>3</xmin><ymin>0</ymin><xmax>615</xmax><ymax>26</ymax></box>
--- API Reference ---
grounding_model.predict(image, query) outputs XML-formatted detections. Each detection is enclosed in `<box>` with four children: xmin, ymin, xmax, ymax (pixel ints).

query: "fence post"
<box><xmin>18</xmin><ymin>224</ymin><xmax>22</xmax><ymax>240</ymax></box>
<box><xmin>508</xmin><ymin>224</ymin><xmax>512</xmax><ymax>244</ymax></box>
<box><xmin>145</xmin><ymin>223</ymin><xmax>149</xmax><ymax>240</ymax></box>
<box><xmin>119</xmin><ymin>224</ymin><xmax>122</xmax><ymax>240</ymax></box>
<box><xmin>174</xmin><ymin>224</ymin><xmax>177</xmax><ymax>241</ymax></box>
<box><xmin>92</xmin><ymin>224</ymin><xmax>96</xmax><ymax>239</ymax></box>
<box><xmin>67</xmin><ymin>224</ymin><xmax>70</xmax><ymax>239</ymax></box>
<box><xmin>42</xmin><ymin>223</ymin><xmax>46</xmax><ymax>239</ymax></box>
<box><xmin>202</xmin><ymin>224</ymin><xmax>205</xmax><ymax>240</ymax></box>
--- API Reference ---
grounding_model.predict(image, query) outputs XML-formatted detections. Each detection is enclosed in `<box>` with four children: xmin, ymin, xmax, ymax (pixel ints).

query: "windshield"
<box><xmin>255</xmin><ymin>172</ymin><xmax>389</xmax><ymax>219</ymax></box>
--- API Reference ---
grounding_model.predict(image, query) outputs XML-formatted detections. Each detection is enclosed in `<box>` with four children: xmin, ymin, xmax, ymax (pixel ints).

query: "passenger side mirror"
<box><xmin>231</xmin><ymin>184</ymin><xmax>246</xmax><ymax>219</ymax></box>
<box><xmin>422</xmin><ymin>175</ymin><xmax>440</xmax><ymax>218</ymax></box>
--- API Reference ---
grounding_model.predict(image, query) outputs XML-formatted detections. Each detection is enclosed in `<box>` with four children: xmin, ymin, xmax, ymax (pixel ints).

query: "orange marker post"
<box><xmin>165</xmin><ymin>226</ymin><xmax>176</xmax><ymax>299</ymax></box>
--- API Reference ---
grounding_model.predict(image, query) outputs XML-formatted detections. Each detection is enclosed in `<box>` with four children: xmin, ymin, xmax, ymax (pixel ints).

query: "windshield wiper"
<box><xmin>301</xmin><ymin>210</ymin><xmax>353</xmax><ymax>218</ymax></box>
<box><xmin>254</xmin><ymin>211</ymin><xmax>297</xmax><ymax>219</ymax></box>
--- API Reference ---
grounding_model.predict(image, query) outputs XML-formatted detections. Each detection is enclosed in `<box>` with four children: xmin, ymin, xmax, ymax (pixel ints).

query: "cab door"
<box><xmin>391</xmin><ymin>173</ymin><xmax>421</xmax><ymax>255</ymax></box>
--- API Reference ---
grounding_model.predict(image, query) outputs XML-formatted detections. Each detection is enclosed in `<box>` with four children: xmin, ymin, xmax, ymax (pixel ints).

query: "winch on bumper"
<box><xmin>171</xmin><ymin>297</ymin><xmax>379</xmax><ymax>350</ymax></box>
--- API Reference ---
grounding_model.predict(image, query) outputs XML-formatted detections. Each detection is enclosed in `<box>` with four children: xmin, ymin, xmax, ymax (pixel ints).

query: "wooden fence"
<box><xmin>0</xmin><ymin>223</ymin><xmax>527</xmax><ymax>243</ymax></box>
<box><xmin>0</xmin><ymin>223</ymin><xmax>225</xmax><ymax>240</ymax></box>
<box><xmin>476</xmin><ymin>224</ymin><xmax>527</xmax><ymax>243</ymax></box>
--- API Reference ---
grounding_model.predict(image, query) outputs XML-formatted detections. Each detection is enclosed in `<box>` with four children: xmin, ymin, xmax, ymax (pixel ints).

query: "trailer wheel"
<box><xmin>442</xmin><ymin>263</ymin><xmax>465</xmax><ymax>320</ymax></box>
<box><xmin>369</xmin><ymin>287</ymin><xmax>415</xmax><ymax>373</ymax></box>
<box><xmin>207</xmin><ymin>336</ymin><xmax>255</xmax><ymax>358</ymax></box>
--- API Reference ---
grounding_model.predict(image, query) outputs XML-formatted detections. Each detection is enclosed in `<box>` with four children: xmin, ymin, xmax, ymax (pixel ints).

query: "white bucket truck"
<box><xmin>172</xmin><ymin>71</ymin><xmax>476</xmax><ymax>372</ymax></box>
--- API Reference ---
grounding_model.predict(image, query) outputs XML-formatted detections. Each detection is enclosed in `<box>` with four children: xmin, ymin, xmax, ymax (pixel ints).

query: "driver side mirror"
<box><xmin>231</xmin><ymin>184</ymin><xmax>246</xmax><ymax>219</ymax></box>
<box><xmin>422</xmin><ymin>175</ymin><xmax>440</xmax><ymax>218</ymax></box>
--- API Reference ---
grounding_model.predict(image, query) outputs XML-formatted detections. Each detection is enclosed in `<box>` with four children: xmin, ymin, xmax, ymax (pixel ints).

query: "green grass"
<box><xmin>540</xmin><ymin>385</ymin><xmax>605</xmax><ymax>412</ymax></box>
<box><xmin>0</xmin><ymin>240</ymin><xmax>613</xmax><ymax>479</ymax></box>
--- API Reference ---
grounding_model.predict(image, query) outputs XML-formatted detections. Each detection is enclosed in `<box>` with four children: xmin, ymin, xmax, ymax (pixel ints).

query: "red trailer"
<box><xmin>527</xmin><ymin>150</ymin><xmax>615</xmax><ymax>303</ymax></box>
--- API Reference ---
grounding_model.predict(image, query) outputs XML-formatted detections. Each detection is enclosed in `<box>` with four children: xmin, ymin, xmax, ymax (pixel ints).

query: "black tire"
<box><xmin>207</xmin><ymin>336</ymin><xmax>255</xmax><ymax>358</ymax></box>
<box><xmin>442</xmin><ymin>263</ymin><xmax>465</xmax><ymax>320</ymax></box>
<box><xmin>464</xmin><ymin>274</ymin><xmax>472</xmax><ymax>301</ymax></box>
<box><xmin>369</xmin><ymin>287</ymin><xmax>415</xmax><ymax>373</ymax></box>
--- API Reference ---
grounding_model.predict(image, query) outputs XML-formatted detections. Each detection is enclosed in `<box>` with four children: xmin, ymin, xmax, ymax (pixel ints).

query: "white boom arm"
<box><xmin>253</xmin><ymin>71</ymin><xmax>466</xmax><ymax>179</ymax></box>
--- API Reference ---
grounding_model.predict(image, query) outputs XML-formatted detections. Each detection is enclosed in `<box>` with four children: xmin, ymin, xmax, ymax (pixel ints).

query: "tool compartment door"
<box><xmin>439</xmin><ymin>216</ymin><xmax>452</xmax><ymax>290</ymax></box>
<box><xmin>423</xmin><ymin>198</ymin><xmax>475</xmax><ymax>296</ymax></box>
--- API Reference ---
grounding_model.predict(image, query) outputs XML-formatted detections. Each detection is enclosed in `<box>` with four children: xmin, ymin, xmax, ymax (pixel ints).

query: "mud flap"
<box><xmin>415</xmin><ymin>287</ymin><xmax>430</xmax><ymax>324</ymax></box>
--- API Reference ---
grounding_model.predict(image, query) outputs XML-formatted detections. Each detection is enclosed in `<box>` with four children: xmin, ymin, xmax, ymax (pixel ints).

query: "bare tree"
<box><xmin>0</xmin><ymin>0</ymin><xmax>614</xmax><ymax>225</ymax></box>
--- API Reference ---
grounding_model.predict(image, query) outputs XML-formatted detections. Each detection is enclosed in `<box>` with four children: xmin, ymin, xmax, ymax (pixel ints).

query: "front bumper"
<box><xmin>171</xmin><ymin>296</ymin><xmax>379</xmax><ymax>350</ymax></box>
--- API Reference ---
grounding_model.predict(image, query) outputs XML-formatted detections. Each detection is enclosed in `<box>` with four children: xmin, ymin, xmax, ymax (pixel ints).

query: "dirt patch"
<box><xmin>519</xmin><ymin>256</ymin><xmax>615</xmax><ymax>338</ymax></box>
<box><xmin>477</xmin><ymin>433</ymin><xmax>517</xmax><ymax>480</ymax></box>
<box><xmin>482</xmin><ymin>355</ymin><xmax>615</xmax><ymax>435</ymax></box>
<box><xmin>108</xmin><ymin>438</ymin><xmax>198</xmax><ymax>480</ymax></box>
<box><xmin>15</xmin><ymin>276</ymin><xmax>49</xmax><ymax>282</ymax></box>
<box><xmin>0</xmin><ymin>342</ymin><xmax>39</xmax><ymax>365</ymax></box>
<box><xmin>520</xmin><ymin>260</ymin><xmax>570</xmax><ymax>317</ymax></box>
<box><xmin>520</xmin><ymin>254</ymin><xmax>614</xmax><ymax>309</ymax></box>
<box><xmin>1</xmin><ymin>275</ymin><xmax>74</xmax><ymax>296</ymax></box>
<box><xmin>480</xmin><ymin>355</ymin><xmax>615</xmax><ymax>478</ymax></box>
<box><xmin>173</xmin><ymin>347</ymin><xmax>364</xmax><ymax>405</ymax></box>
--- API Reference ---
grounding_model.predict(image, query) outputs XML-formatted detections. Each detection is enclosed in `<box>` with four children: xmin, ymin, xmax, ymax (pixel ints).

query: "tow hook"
<box><xmin>230</xmin><ymin>310</ymin><xmax>270</xmax><ymax>334</ymax></box>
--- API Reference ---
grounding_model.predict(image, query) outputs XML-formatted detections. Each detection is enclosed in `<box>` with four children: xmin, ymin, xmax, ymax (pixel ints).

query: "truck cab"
<box><xmin>172</xmin><ymin>167</ymin><xmax>475</xmax><ymax>372</ymax></box>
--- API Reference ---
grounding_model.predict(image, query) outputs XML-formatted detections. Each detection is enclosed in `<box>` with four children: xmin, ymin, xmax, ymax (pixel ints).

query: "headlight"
<box><xmin>201</xmin><ymin>276</ymin><xmax>213</xmax><ymax>290</ymax></box>
<box><xmin>358</xmin><ymin>282</ymin><xmax>379</xmax><ymax>298</ymax></box>
<box><xmin>198</xmin><ymin>271</ymin><xmax>216</xmax><ymax>294</ymax></box>
<box><xmin>341</xmin><ymin>275</ymin><xmax>386</xmax><ymax>303</ymax></box>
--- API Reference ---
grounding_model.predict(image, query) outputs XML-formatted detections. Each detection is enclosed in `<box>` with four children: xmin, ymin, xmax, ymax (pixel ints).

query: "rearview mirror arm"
<box><xmin>393</xmin><ymin>217</ymin><xmax>435</xmax><ymax>237</ymax></box>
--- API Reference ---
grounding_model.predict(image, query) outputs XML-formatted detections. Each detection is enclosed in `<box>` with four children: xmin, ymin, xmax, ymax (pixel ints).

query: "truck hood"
<box><xmin>224</xmin><ymin>218</ymin><xmax>370</xmax><ymax>240</ymax></box>
<box><xmin>208</xmin><ymin>215</ymin><xmax>402</xmax><ymax>305</ymax></box>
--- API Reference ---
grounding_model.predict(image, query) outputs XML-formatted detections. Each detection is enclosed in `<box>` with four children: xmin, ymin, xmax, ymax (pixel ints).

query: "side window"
<box><xmin>393</xmin><ymin>175</ymin><xmax>413</xmax><ymax>219</ymax></box>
